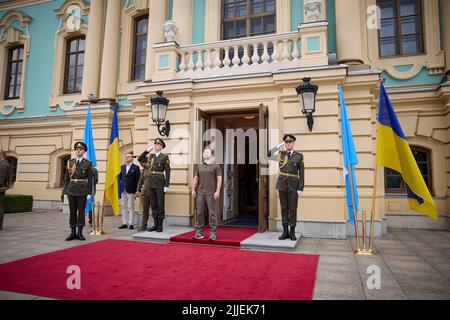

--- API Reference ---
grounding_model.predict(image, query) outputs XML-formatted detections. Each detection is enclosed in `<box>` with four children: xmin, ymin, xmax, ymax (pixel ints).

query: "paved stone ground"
<box><xmin>0</xmin><ymin>210</ymin><xmax>449</xmax><ymax>300</ymax></box>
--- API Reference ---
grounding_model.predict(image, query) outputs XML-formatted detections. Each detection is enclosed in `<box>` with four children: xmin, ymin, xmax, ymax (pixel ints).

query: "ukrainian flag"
<box><xmin>105</xmin><ymin>103</ymin><xmax>121</xmax><ymax>216</ymax></box>
<box><xmin>376</xmin><ymin>82</ymin><xmax>437</xmax><ymax>220</ymax></box>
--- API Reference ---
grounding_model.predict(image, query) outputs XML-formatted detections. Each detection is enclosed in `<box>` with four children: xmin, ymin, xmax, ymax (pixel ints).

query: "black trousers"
<box><xmin>149</xmin><ymin>188</ymin><xmax>165</xmax><ymax>219</ymax></box>
<box><xmin>0</xmin><ymin>192</ymin><xmax>4</xmax><ymax>229</ymax></box>
<box><xmin>278</xmin><ymin>191</ymin><xmax>298</xmax><ymax>227</ymax></box>
<box><xmin>141</xmin><ymin>193</ymin><xmax>151</xmax><ymax>226</ymax></box>
<box><xmin>68</xmin><ymin>195</ymin><xmax>86</xmax><ymax>228</ymax></box>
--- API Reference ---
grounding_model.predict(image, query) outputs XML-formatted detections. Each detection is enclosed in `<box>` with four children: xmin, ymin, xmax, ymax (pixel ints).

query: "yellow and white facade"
<box><xmin>0</xmin><ymin>0</ymin><xmax>449</xmax><ymax>238</ymax></box>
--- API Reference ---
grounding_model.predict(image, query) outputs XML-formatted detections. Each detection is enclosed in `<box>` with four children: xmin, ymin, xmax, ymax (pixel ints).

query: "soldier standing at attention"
<box><xmin>137</xmin><ymin>138</ymin><xmax>171</xmax><ymax>232</ymax></box>
<box><xmin>136</xmin><ymin>160</ymin><xmax>151</xmax><ymax>231</ymax></box>
<box><xmin>0</xmin><ymin>150</ymin><xmax>10</xmax><ymax>230</ymax></box>
<box><xmin>267</xmin><ymin>134</ymin><xmax>304</xmax><ymax>241</ymax></box>
<box><xmin>63</xmin><ymin>142</ymin><xmax>93</xmax><ymax>241</ymax></box>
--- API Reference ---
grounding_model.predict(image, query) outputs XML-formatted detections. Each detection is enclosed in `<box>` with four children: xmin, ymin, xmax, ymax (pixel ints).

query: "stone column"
<box><xmin>172</xmin><ymin>0</ymin><xmax>192</xmax><ymax>45</ymax></box>
<box><xmin>276</xmin><ymin>0</ymin><xmax>290</xmax><ymax>33</ymax></box>
<box><xmin>204</xmin><ymin>0</ymin><xmax>221</xmax><ymax>42</ymax></box>
<box><xmin>98</xmin><ymin>0</ymin><xmax>121</xmax><ymax>102</ymax></box>
<box><xmin>335</xmin><ymin>0</ymin><xmax>367</xmax><ymax>68</ymax></box>
<box><xmin>145</xmin><ymin>0</ymin><xmax>166</xmax><ymax>80</ymax></box>
<box><xmin>443</xmin><ymin>0</ymin><xmax>450</xmax><ymax>81</ymax></box>
<box><xmin>81</xmin><ymin>0</ymin><xmax>104</xmax><ymax>102</ymax></box>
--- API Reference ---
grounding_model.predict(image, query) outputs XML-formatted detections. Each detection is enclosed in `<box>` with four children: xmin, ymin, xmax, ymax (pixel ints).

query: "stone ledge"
<box><xmin>385</xmin><ymin>214</ymin><xmax>449</xmax><ymax>230</ymax></box>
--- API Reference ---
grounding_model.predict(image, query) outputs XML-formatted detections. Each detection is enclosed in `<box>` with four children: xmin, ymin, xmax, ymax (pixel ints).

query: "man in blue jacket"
<box><xmin>118</xmin><ymin>151</ymin><xmax>140</xmax><ymax>230</ymax></box>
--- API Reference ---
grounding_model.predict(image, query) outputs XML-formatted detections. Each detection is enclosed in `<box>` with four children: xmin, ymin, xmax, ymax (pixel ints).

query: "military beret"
<box><xmin>154</xmin><ymin>138</ymin><xmax>166</xmax><ymax>149</ymax></box>
<box><xmin>74</xmin><ymin>141</ymin><xmax>88</xmax><ymax>151</ymax></box>
<box><xmin>283</xmin><ymin>134</ymin><xmax>296</xmax><ymax>142</ymax></box>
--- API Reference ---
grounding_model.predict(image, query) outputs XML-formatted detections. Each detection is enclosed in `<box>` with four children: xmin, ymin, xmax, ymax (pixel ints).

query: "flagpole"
<box><xmin>365</xmin><ymin>79</ymin><xmax>383</xmax><ymax>255</ymax></box>
<box><xmin>368</xmin><ymin>164</ymin><xmax>378</xmax><ymax>252</ymax></box>
<box><xmin>96</xmin><ymin>190</ymin><xmax>106</xmax><ymax>235</ymax></box>
<box><xmin>347</xmin><ymin>163</ymin><xmax>361</xmax><ymax>251</ymax></box>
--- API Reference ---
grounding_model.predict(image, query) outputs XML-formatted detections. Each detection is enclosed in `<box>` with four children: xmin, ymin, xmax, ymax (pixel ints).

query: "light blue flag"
<box><xmin>339</xmin><ymin>85</ymin><xmax>359</xmax><ymax>224</ymax></box>
<box><xmin>83</xmin><ymin>104</ymin><xmax>97</xmax><ymax>215</ymax></box>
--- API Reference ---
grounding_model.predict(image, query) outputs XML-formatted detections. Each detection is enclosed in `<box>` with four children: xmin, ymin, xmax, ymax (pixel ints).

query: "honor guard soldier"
<box><xmin>136</xmin><ymin>160</ymin><xmax>151</xmax><ymax>231</ymax></box>
<box><xmin>267</xmin><ymin>134</ymin><xmax>304</xmax><ymax>241</ymax></box>
<box><xmin>63</xmin><ymin>142</ymin><xmax>93</xmax><ymax>241</ymax></box>
<box><xmin>137</xmin><ymin>138</ymin><xmax>171</xmax><ymax>232</ymax></box>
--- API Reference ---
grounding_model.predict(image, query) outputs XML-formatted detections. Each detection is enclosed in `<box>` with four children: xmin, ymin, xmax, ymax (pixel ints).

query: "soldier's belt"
<box><xmin>279</xmin><ymin>172</ymin><xmax>299</xmax><ymax>179</ymax></box>
<box><xmin>149</xmin><ymin>171</ymin><xmax>164</xmax><ymax>175</ymax></box>
<box><xmin>70</xmin><ymin>179</ymin><xmax>87</xmax><ymax>183</ymax></box>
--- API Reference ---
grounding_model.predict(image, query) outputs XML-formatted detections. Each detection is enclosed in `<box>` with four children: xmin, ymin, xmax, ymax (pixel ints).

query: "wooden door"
<box><xmin>258</xmin><ymin>104</ymin><xmax>269</xmax><ymax>232</ymax></box>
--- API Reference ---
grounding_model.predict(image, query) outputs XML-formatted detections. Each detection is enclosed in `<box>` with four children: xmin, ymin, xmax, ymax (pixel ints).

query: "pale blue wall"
<box><xmin>326</xmin><ymin>0</ymin><xmax>336</xmax><ymax>53</ymax></box>
<box><xmin>192</xmin><ymin>0</ymin><xmax>205</xmax><ymax>44</ymax></box>
<box><xmin>0</xmin><ymin>0</ymin><xmax>66</xmax><ymax>119</ymax></box>
<box><xmin>290</xmin><ymin>0</ymin><xmax>303</xmax><ymax>31</ymax></box>
<box><xmin>168</xmin><ymin>0</ymin><xmax>173</xmax><ymax>20</ymax></box>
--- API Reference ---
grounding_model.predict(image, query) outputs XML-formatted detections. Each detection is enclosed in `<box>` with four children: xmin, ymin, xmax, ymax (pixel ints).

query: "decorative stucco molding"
<box><xmin>0</xmin><ymin>10</ymin><xmax>32</xmax><ymax>116</ymax></box>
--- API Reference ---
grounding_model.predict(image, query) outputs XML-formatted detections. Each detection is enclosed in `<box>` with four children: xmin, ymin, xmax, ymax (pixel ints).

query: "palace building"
<box><xmin>0</xmin><ymin>0</ymin><xmax>449</xmax><ymax>238</ymax></box>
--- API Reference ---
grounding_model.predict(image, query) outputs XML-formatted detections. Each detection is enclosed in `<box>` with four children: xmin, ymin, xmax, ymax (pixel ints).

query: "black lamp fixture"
<box><xmin>150</xmin><ymin>90</ymin><xmax>170</xmax><ymax>137</ymax></box>
<box><xmin>295</xmin><ymin>77</ymin><xmax>318</xmax><ymax>132</ymax></box>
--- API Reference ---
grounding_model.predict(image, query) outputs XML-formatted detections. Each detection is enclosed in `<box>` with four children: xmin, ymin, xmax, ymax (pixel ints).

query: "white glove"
<box><xmin>146</xmin><ymin>145</ymin><xmax>154</xmax><ymax>152</ymax></box>
<box><xmin>297</xmin><ymin>191</ymin><xmax>303</xmax><ymax>196</ymax></box>
<box><xmin>164</xmin><ymin>187</ymin><xmax>169</xmax><ymax>193</ymax></box>
<box><xmin>276</xmin><ymin>142</ymin><xmax>284</xmax><ymax>149</ymax></box>
<box><xmin>87</xmin><ymin>195</ymin><xmax>91</xmax><ymax>200</ymax></box>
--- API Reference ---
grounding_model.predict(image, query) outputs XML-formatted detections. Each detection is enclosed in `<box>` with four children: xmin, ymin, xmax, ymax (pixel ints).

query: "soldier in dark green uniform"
<box><xmin>267</xmin><ymin>134</ymin><xmax>304</xmax><ymax>241</ymax></box>
<box><xmin>0</xmin><ymin>150</ymin><xmax>10</xmax><ymax>230</ymax></box>
<box><xmin>137</xmin><ymin>138</ymin><xmax>171</xmax><ymax>232</ymax></box>
<box><xmin>63</xmin><ymin>142</ymin><xmax>93</xmax><ymax>241</ymax></box>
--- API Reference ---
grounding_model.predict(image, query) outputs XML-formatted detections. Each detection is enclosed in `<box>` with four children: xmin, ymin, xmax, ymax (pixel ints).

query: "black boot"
<box><xmin>65</xmin><ymin>227</ymin><xmax>77</xmax><ymax>241</ymax></box>
<box><xmin>289</xmin><ymin>226</ymin><xmax>297</xmax><ymax>241</ymax></box>
<box><xmin>147</xmin><ymin>218</ymin><xmax>158</xmax><ymax>232</ymax></box>
<box><xmin>156</xmin><ymin>218</ymin><xmax>164</xmax><ymax>232</ymax></box>
<box><xmin>278</xmin><ymin>225</ymin><xmax>289</xmax><ymax>240</ymax></box>
<box><xmin>77</xmin><ymin>226</ymin><xmax>86</xmax><ymax>241</ymax></box>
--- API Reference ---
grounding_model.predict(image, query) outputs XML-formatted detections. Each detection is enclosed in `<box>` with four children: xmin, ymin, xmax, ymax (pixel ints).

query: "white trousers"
<box><xmin>121</xmin><ymin>191</ymin><xmax>136</xmax><ymax>226</ymax></box>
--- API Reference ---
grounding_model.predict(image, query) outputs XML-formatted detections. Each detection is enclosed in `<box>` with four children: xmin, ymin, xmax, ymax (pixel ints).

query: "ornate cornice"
<box><xmin>0</xmin><ymin>0</ymin><xmax>52</xmax><ymax>11</ymax></box>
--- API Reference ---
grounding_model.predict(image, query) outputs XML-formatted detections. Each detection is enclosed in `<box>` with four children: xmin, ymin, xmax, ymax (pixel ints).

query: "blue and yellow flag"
<box><xmin>83</xmin><ymin>104</ymin><xmax>97</xmax><ymax>215</ymax></box>
<box><xmin>376</xmin><ymin>82</ymin><xmax>437</xmax><ymax>220</ymax></box>
<box><xmin>339</xmin><ymin>85</ymin><xmax>359</xmax><ymax>225</ymax></box>
<box><xmin>105</xmin><ymin>103</ymin><xmax>121</xmax><ymax>216</ymax></box>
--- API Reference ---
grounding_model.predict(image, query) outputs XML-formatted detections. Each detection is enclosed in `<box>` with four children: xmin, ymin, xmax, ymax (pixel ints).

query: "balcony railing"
<box><xmin>177</xmin><ymin>31</ymin><xmax>301</xmax><ymax>79</ymax></box>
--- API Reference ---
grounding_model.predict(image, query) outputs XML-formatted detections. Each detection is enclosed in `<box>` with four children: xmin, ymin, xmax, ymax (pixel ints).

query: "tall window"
<box><xmin>222</xmin><ymin>0</ymin><xmax>276</xmax><ymax>40</ymax></box>
<box><xmin>377</xmin><ymin>0</ymin><xmax>424</xmax><ymax>57</ymax></box>
<box><xmin>64</xmin><ymin>36</ymin><xmax>85</xmax><ymax>94</ymax></box>
<box><xmin>6</xmin><ymin>156</ymin><xmax>17</xmax><ymax>186</ymax></box>
<box><xmin>132</xmin><ymin>15</ymin><xmax>148</xmax><ymax>81</ymax></box>
<box><xmin>4</xmin><ymin>45</ymin><xmax>24</xmax><ymax>99</ymax></box>
<box><xmin>385</xmin><ymin>147</ymin><xmax>432</xmax><ymax>194</ymax></box>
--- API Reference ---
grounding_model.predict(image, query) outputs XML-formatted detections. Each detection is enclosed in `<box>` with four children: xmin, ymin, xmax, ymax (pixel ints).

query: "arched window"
<box><xmin>385</xmin><ymin>146</ymin><xmax>432</xmax><ymax>194</ymax></box>
<box><xmin>64</xmin><ymin>36</ymin><xmax>85</xmax><ymax>94</ymax></box>
<box><xmin>4</xmin><ymin>45</ymin><xmax>24</xmax><ymax>100</ymax></box>
<box><xmin>5</xmin><ymin>156</ymin><xmax>17</xmax><ymax>186</ymax></box>
<box><xmin>377</xmin><ymin>0</ymin><xmax>424</xmax><ymax>57</ymax></box>
<box><xmin>222</xmin><ymin>0</ymin><xmax>276</xmax><ymax>40</ymax></box>
<box><xmin>132</xmin><ymin>15</ymin><xmax>148</xmax><ymax>81</ymax></box>
<box><xmin>59</xmin><ymin>155</ymin><xmax>71</xmax><ymax>187</ymax></box>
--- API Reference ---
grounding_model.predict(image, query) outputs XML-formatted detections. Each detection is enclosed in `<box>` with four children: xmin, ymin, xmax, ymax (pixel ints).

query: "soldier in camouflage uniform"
<box><xmin>267</xmin><ymin>134</ymin><xmax>304</xmax><ymax>241</ymax></box>
<box><xmin>136</xmin><ymin>160</ymin><xmax>151</xmax><ymax>231</ymax></box>
<box><xmin>137</xmin><ymin>138</ymin><xmax>171</xmax><ymax>232</ymax></box>
<box><xmin>63</xmin><ymin>142</ymin><xmax>93</xmax><ymax>241</ymax></box>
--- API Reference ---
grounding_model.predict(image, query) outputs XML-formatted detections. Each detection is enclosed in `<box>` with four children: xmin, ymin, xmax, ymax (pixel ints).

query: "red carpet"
<box><xmin>0</xmin><ymin>239</ymin><xmax>319</xmax><ymax>300</ymax></box>
<box><xmin>170</xmin><ymin>226</ymin><xmax>258</xmax><ymax>247</ymax></box>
